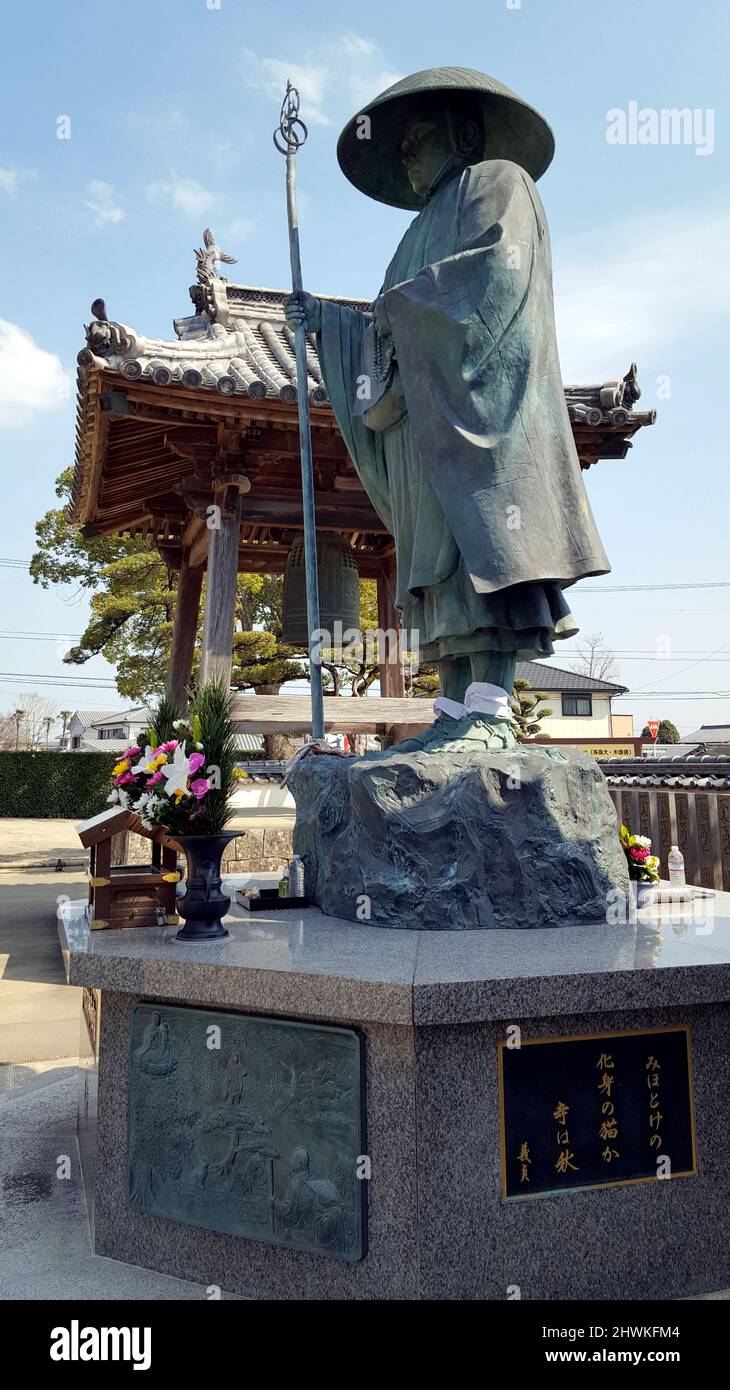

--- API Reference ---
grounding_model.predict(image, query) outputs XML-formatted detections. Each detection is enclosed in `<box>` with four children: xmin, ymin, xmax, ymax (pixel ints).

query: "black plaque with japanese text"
<box><xmin>498</xmin><ymin>1027</ymin><xmax>696</xmax><ymax>1198</ymax></box>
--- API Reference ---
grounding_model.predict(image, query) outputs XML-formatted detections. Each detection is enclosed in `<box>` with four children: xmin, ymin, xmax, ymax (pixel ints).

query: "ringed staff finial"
<box><xmin>273</xmin><ymin>81</ymin><xmax>308</xmax><ymax>155</ymax></box>
<box><xmin>273</xmin><ymin>81</ymin><xmax>324</xmax><ymax>742</ymax></box>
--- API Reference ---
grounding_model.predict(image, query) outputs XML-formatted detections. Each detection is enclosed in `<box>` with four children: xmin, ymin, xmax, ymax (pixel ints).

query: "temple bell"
<box><xmin>282</xmin><ymin>537</ymin><xmax>361</xmax><ymax>650</ymax></box>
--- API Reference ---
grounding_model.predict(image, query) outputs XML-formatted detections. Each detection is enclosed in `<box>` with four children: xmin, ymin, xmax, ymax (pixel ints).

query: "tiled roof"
<box><xmin>71</xmin><ymin>708</ymin><xmax>121</xmax><ymax>731</ymax></box>
<box><xmin>78</xmin><ymin>287</ymin><xmax>336</xmax><ymax>406</ymax></box>
<box><xmin>516</xmin><ymin>660</ymin><xmax>628</xmax><ymax>695</ymax></box>
<box><xmin>681</xmin><ymin>725</ymin><xmax>730</xmax><ymax>744</ymax></box>
<box><xmin>77</xmin><ymin>280</ymin><xmax>657</xmax><ymax>434</ymax></box>
<box><xmin>75</xmin><ymin>720</ymin><xmax>261</xmax><ymax>753</ymax></box>
<box><xmin>88</xmin><ymin>706</ymin><xmax>151</xmax><ymax>729</ymax></box>
<box><xmin>234</xmin><ymin>733</ymin><xmax>264</xmax><ymax>752</ymax></box>
<box><xmin>601</xmin><ymin>756</ymin><xmax>730</xmax><ymax>789</ymax></box>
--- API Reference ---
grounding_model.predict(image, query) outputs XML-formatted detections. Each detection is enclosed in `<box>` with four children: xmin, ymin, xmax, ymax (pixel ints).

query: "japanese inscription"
<box><xmin>499</xmin><ymin>1027</ymin><xmax>696</xmax><ymax>1198</ymax></box>
<box><xmin>128</xmin><ymin>1003</ymin><xmax>366</xmax><ymax>1261</ymax></box>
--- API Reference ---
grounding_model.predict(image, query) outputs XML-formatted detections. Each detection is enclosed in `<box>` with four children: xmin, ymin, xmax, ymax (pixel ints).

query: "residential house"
<box><xmin>516</xmin><ymin>660</ymin><xmax>631</xmax><ymax>741</ymax></box>
<box><xmin>65</xmin><ymin>707</ymin><xmax>153</xmax><ymax>753</ymax></box>
<box><xmin>66</xmin><ymin>706</ymin><xmax>263</xmax><ymax>756</ymax></box>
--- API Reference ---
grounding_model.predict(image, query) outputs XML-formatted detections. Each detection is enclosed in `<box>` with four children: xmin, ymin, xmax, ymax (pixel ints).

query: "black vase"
<box><xmin>174</xmin><ymin>832</ymin><xmax>241</xmax><ymax>942</ymax></box>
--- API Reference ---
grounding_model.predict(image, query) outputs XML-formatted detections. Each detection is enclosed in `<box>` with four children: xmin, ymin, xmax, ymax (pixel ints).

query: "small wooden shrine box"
<box><xmin>76</xmin><ymin>808</ymin><xmax>181</xmax><ymax>930</ymax></box>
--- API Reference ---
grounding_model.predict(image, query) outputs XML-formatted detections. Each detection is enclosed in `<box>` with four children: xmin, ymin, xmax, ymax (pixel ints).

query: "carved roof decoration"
<box><xmin>70</xmin><ymin>239</ymin><xmax>657</xmax><ymax>568</ymax></box>
<box><xmin>77</xmin><ymin>269</ymin><xmax>655</xmax><ymax>442</ymax></box>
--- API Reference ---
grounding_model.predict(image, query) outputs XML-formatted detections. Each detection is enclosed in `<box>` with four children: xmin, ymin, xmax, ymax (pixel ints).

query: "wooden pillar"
<box><xmin>199</xmin><ymin>494</ymin><xmax>242</xmax><ymax>688</ymax></box>
<box><xmin>376</xmin><ymin>557</ymin><xmax>405</xmax><ymax>698</ymax></box>
<box><xmin>168</xmin><ymin>549</ymin><xmax>204</xmax><ymax>709</ymax></box>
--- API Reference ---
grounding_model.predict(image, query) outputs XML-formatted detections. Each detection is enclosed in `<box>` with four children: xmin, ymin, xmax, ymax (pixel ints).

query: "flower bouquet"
<box><xmin>107</xmin><ymin>682</ymin><xmax>240</xmax><ymax>940</ymax></box>
<box><xmin>619</xmin><ymin>823</ymin><xmax>660</xmax><ymax>909</ymax></box>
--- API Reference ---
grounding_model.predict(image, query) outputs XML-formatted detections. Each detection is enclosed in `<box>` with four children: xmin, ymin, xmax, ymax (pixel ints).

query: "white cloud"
<box><xmin>145</xmin><ymin>171</ymin><xmax>213</xmax><ymax>220</ymax></box>
<box><xmin>0</xmin><ymin>166</ymin><xmax>35</xmax><ymax>196</ymax></box>
<box><xmin>218</xmin><ymin>216</ymin><xmax>254</xmax><ymax>245</ymax></box>
<box><xmin>84</xmin><ymin>180</ymin><xmax>125</xmax><ymax>226</ymax></box>
<box><xmin>553</xmin><ymin>206</ymin><xmax>730</xmax><ymax>381</ymax></box>
<box><xmin>0</xmin><ymin>321</ymin><xmax>72</xmax><ymax>429</ymax></box>
<box><xmin>243</xmin><ymin>32</ymin><xmax>401</xmax><ymax>126</ymax></box>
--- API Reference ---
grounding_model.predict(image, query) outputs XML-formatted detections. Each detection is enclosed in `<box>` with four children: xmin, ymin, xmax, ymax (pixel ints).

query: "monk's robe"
<box><xmin>316</xmin><ymin>157</ymin><xmax>610</xmax><ymax>663</ymax></box>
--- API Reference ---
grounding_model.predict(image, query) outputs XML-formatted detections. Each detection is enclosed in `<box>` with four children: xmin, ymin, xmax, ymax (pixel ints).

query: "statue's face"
<box><xmin>400</xmin><ymin>110</ymin><xmax>454</xmax><ymax>196</ymax></box>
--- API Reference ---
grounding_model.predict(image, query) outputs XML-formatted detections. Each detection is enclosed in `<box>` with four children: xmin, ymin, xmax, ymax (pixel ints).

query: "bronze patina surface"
<box><xmin>128</xmin><ymin>1002</ymin><xmax>365</xmax><ymax>1261</ymax></box>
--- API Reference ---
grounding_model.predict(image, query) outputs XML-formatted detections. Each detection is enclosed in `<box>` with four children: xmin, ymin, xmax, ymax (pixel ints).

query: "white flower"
<box><xmin>161</xmin><ymin>741</ymin><xmax>192</xmax><ymax>798</ymax></box>
<box><xmin>107</xmin><ymin>789</ymin><xmax>119</xmax><ymax>804</ymax></box>
<box><xmin>134</xmin><ymin>791</ymin><xmax>165</xmax><ymax>828</ymax></box>
<box><xmin>132</xmin><ymin>745</ymin><xmax>156</xmax><ymax>773</ymax></box>
<box><xmin>117</xmin><ymin>788</ymin><xmax>130</xmax><ymax>810</ymax></box>
<box><xmin>634</xmin><ymin>835</ymin><xmax>652</xmax><ymax>848</ymax></box>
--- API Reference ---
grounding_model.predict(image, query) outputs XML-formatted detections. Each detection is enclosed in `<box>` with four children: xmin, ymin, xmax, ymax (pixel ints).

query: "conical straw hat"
<box><xmin>337</xmin><ymin>66</ymin><xmax>554</xmax><ymax>210</ymax></box>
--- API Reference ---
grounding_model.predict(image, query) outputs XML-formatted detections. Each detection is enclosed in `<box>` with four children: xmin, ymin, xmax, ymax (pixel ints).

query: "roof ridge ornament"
<box><xmin>194</xmin><ymin>228</ymin><xmax>238</xmax><ymax>288</ymax></box>
<box><xmin>83</xmin><ymin>300</ymin><xmax>135</xmax><ymax>358</ymax></box>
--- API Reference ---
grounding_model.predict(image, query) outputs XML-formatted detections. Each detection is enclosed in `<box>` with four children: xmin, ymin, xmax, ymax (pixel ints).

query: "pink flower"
<box><xmin>629</xmin><ymin>846</ymin><xmax>650</xmax><ymax>862</ymax></box>
<box><xmin>190</xmin><ymin>778</ymin><xmax>210</xmax><ymax>799</ymax></box>
<box><xmin>162</xmin><ymin>740</ymin><xmax>179</xmax><ymax>753</ymax></box>
<box><xmin>118</xmin><ymin>772</ymin><xmax>136</xmax><ymax>785</ymax></box>
<box><xmin>124</xmin><ymin>746</ymin><xmax>141</xmax><ymax>757</ymax></box>
<box><xmin>188</xmin><ymin>751</ymin><xmax>205</xmax><ymax>774</ymax></box>
<box><xmin>147</xmin><ymin>769</ymin><xmax>165</xmax><ymax>786</ymax></box>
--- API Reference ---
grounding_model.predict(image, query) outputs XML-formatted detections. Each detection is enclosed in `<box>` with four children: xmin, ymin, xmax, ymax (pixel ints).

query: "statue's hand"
<box><xmin>285</xmin><ymin>291</ymin><xmax>322</xmax><ymax>334</ymax></box>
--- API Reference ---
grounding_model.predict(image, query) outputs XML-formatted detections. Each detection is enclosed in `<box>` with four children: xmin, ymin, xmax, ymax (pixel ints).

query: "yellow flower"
<box><xmin>112</xmin><ymin>760</ymin><xmax>129</xmax><ymax>776</ymax></box>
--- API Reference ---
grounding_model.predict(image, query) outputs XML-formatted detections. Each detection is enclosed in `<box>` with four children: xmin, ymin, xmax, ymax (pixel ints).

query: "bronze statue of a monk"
<box><xmin>286</xmin><ymin>68</ymin><xmax>610</xmax><ymax>748</ymax></box>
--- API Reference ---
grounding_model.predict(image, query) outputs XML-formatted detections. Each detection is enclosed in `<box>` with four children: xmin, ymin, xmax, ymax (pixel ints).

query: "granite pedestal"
<box><xmin>59</xmin><ymin>885</ymin><xmax>730</xmax><ymax>1300</ymax></box>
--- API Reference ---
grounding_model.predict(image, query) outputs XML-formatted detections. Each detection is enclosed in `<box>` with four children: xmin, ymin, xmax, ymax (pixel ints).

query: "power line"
<box><xmin>616</xmin><ymin>692</ymin><xmax>730</xmax><ymax>700</ymax></box>
<box><xmin>558</xmin><ymin>650</ymin><xmax>730</xmax><ymax>660</ymax></box>
<box><xmin>1</xmin><ymin>556</ymin><xmax>728</xmax><ymax>592</ymax></box>
<box><xmin>580</xmin><ymin>581</ymin><xmax>730</xmax><ymax>593</ymax></box>
<box><xmin>0</xmin><ymin>672</ymin><xmax>117</xmax><ymax>689</ymax></box>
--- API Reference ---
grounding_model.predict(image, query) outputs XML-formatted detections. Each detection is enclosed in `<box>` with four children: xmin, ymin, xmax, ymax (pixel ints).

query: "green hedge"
<box><xmin>0</xmin><ymin>751</ymin><xmax>118</xmax><ymax>819</ymax></box>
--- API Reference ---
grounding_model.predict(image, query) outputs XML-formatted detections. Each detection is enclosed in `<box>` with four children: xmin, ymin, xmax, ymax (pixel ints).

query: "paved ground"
<box><xmin>0</xmin><ymin>819</ymin><xmax>87</xmax><ymax>867</ymax></box>
<box><xmin>0</xmin><ymin>1066</ymin><xmax>240</xmax><ymax>1299</ymax></box>
<box><xmin>0</xmin><ymin>869</ymin><xmax>240</xmax><ymax>1298</ymax></box>
<box><xmin>0</xmin><ymin>871</ymin><xmax>87</xmax><ymax>1064</ymax></box>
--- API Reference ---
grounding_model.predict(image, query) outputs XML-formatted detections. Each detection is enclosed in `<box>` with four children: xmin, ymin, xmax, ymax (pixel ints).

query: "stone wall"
<box><xmin>222</xmin><ymin>824</ymin><xmax>294</xmax><ymax>874</ymax></box>
<box><xmin>112</xmin><ymin>824</ymin><xmax>294</xmax><ymax>875</ymax></box>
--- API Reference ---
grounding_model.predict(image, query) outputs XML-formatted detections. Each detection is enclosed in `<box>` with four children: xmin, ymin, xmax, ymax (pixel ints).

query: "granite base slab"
<box><xmin>59</xmin><ymin>892</ymin><xmax>730</xmax><ymax>1300</ymax></box>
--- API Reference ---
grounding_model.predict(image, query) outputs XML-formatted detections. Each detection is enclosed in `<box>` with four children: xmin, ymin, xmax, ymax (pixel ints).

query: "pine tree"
<box><xmin>512</xmin><ymin>678</ymin><xmax>552</xmax><ymax>741</ymax></box>
<box><xmin>641</xmin><ymin>719</ymin><xmax>680</xmax><ymax>744</ymax></box>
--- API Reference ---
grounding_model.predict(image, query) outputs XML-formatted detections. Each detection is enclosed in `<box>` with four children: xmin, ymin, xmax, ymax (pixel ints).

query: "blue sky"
<box><xmin>0</xmin><ymin>0</ymin><xmax>728</xmax><ymax>735</ymax></box>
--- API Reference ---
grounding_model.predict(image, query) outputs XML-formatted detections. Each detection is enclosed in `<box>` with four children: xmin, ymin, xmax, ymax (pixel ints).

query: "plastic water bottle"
<box><xmin>668</xmin><ymin>845</ymin><xmax>685</xmax><ymax>887</ymax></box>
<box><xmin>288</xmin><ymin>856</ymin><xmax>305</xmax><ymax>897</ymax></box>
